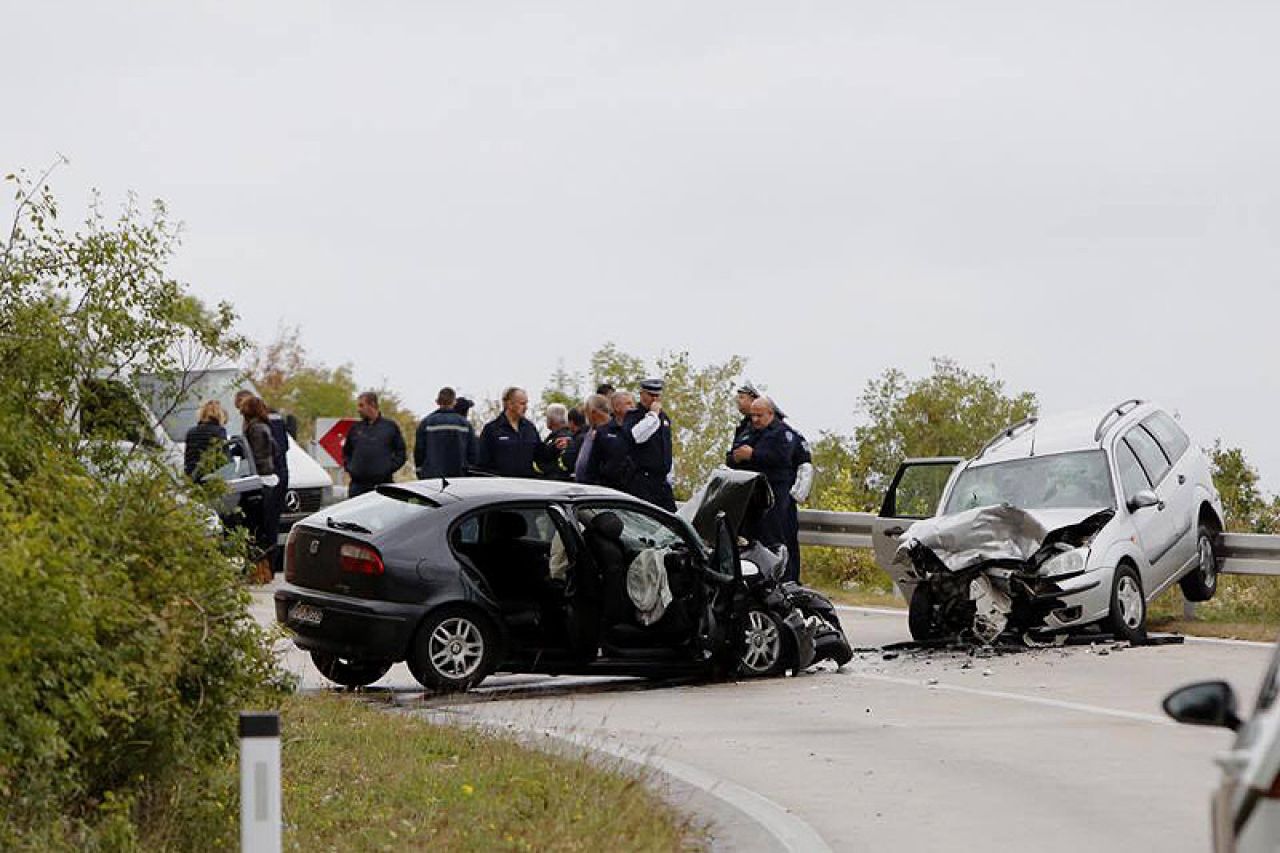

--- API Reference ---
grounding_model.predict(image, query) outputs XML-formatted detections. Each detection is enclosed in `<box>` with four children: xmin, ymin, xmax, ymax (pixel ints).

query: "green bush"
<box><xmin>0</xmin><ymin>452</ymin><xmax>282</xmax><ymax>848</ymax></box>
<box><xmin>0</xmin><ymin>167</ymin><xmax>282</xmax><ymax>848</ymax></box>
<box><xmin>801</xmin><ymin>545</ymin><xmax>894</xmax><ymax>593</ymax></box>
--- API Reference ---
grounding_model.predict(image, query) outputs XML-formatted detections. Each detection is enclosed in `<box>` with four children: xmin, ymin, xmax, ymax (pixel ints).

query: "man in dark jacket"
<box><xmin>343</xmin><ymin>391</ymin><xmax>407</xmax><ymax>497</ymax></box>
<box><xmin>537</xmin><ymin>403</ymin><xmax>574</xmax><ymax>480</ymax></box>
<box><xmin>414</xmin><ymin>387</ymin><xmax>475</xmax><ymax>479</ymax></box>
<box><xmin>476</xmin><ymin>386</ymin><xmax>556</xmax><ymax>478</ymax></box>
<box><xmin>727</xmin><ymin>395</ymin><xmax>797</xmax><ymax>550</ymax></box>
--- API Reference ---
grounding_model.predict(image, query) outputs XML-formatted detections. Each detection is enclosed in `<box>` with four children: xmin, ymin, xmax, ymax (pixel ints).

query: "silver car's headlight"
<box><xmin>1040</xmin><ymin>547</ymin><xmax>1088</xmax><ymax>576</ymax></box>
<box><xmin>740</xmin><ymin>560</ymin><xmax>760</xmax><ymax>577</ymax></box>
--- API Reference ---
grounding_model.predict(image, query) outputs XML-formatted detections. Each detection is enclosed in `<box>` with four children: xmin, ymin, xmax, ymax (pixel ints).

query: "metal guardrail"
<box><xmin>798</xmin><ymin>509</ymin><xmax>1280</xmax><ymax>576</ymax></box>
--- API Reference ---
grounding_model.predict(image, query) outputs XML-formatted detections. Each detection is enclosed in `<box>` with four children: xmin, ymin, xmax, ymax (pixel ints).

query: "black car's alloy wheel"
<box><xmin>309</xmin><ymin>651</ymin><xmax>392</xmax><ymax>688</ymax></box>
<box><xmin>738</xmin><ymin>609</ymin><xmax>789</xmax><ymax>677</ymax></box>
<box><xmin>408</xmin><ymin>607</ymin><xmax>498</xmax><ymax>693</ymax></box>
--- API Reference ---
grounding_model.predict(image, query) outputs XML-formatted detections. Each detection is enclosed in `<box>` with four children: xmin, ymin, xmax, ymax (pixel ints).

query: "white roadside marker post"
<box><xmin>239</xmin><ymin>711</ymin><xmax>282</xmax><ymax>853</ymax></box>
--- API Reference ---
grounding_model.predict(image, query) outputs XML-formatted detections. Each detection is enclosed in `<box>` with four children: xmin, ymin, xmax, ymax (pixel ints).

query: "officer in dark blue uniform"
<box><xmin>726</xmin><ymin>395</ymin><xmax>796</xmax><ymax>552</ymax></box>
<box><xmin>622</xmin><ymin>378</ymin><xmax>676</xmax><ymax>511</ymax></box>
<box><xmin>731</xmin><ymin>382</ymin><xmax>812</xmax><ymax>582</ymax></box>
<box><xmin>783</xmin><ymin>422</ymin><xmax>813</xmax><ymax>583</ymax></box>
<box><xmin>583</xmin><ymin>411</ymin><xmax>634</xmax><ymax>489</ymax></box>
<box><xmin>730</xmin><ymin>382</ymin><xmax>761</xmax><ymax>455</ymax></box>
<box><xmin>476</xmin><ymin>386</ymin><xmax>554</xmax><ymax>478</ymax></box>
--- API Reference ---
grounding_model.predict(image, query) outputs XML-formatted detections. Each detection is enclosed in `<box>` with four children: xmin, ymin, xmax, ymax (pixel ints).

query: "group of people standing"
<box><xmin>400</xmin><ymin>380</ymin><xmax>678</xmax><ymax>511</ymax></box>
<box><xmin>338</xmin><ymin>378</ymin><xmax>816</xmax><ymax>582</ymax></box>
<box><xmin>184</xmin><ymin>390</ymin><xmax>291</xmax><ymax>571</ymax></box>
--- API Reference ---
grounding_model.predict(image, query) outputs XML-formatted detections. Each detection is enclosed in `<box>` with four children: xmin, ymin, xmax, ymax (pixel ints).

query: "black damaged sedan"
<box><xmin>276</xmin><ymin>471</ymin><xmax>851</xmax><ymax>691</ymax></box>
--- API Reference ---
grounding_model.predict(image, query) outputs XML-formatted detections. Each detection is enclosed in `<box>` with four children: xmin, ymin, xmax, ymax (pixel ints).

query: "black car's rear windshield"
<box><xmin>944</xmin><ymin>450</ymin><xmax>1116</xmax><ymax>514</ymax></box>
<box><xmin>322</xmin><ymin>488</ymin><xmax>439</xmax><ymax>534</ymax></box>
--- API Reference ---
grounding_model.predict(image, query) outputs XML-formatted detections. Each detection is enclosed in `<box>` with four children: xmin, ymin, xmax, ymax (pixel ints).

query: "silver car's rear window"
<box><xmin>945</xmin><ymin>450</ymin><xmax>1116</xmax><ymax>514</ymax></box>
<box><xmin>322</xmin><ymin>488</ymin><xmax>439</xmax><ymax>533</ymax></box>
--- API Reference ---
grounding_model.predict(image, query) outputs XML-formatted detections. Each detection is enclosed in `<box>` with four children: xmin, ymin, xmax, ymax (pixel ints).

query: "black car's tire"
<box><xmin>1179</xmin><ymin>524</ymin><xmax>1220</xmax><ymax>603</ymax></box>
<box><xmin>908</xmin><ymin>585</ymin><xmax>941</xmax><ymax>642</ymax></box>
<box><xmin>738</xmin><ymin>609</ymin><xmax>790</xmax><ymax>677</ymax></box>
<box><xmin>309</xmin><ymin>652</ymin><xmax>392</xmax><ymax>688</ymax></box>
<box><xmin>1106</xmin><ymin>564</ymin><xmax>1148</xmax><ymax>644</ymax></box>
<box><xmin>407</xmin><ymin>607</ymin><xmax>499</xmax><ymax>693</ymax></box>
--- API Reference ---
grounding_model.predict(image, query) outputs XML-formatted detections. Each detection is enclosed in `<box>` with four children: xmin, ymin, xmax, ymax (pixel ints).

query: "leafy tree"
<box><xmin>0</xmin><ymin>164</ymin><xmax>279</xmax><ymax>845</ymax></box>
<box><xmin>846</xmin><ymin>357</ymin><xmax>1038</xmax><ymax>510</ymax></box>
<box><xmin>247</xmin><ymin>326</ymin><xmax>417</xmax><ymax>477</ymax></box>
<box><xmin>1210</xmin><ymin>442</ymin><xmax>1280</xmax><ymax>534</ymax></box>
<box><xmin>589</xmin><ymin>342</ymin><xmax>647</xmax><ymax>393</ymax></box>
<box><xmin>654</xmin><ymin>349</ymin><xmax>745</xmax><ymax>498</ymax></box>
<box><xmin>541</xmin><ymin>342</ymin><xmax>747</xmax><ymax>499</ymax></box>
<box><xmin>247</xmin><ymin>325</ymin><xmax>358</xmax><ymax>444</ymax></box>
<box><xmin>541</xmin><ymin>358</ymin><xmax>583</xmax><ymax>410</ymax></box>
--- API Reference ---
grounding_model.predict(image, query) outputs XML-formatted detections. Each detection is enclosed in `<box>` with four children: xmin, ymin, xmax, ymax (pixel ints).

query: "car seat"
<box><xmin>473</xmin><ymin>510</ymin><xmax>548</xmax><ymax>633</ymax></box>
<box><xmin>583</xmin><ymin>512</ymin><xmax>630</xmax><ymax>625</ymax></box>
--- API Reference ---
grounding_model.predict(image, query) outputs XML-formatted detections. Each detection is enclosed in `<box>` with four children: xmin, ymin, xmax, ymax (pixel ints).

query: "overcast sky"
<box><xmin>6</xmin><ymin>2</ymin><xmax>1279</xmax><ymax>487</ymax></box>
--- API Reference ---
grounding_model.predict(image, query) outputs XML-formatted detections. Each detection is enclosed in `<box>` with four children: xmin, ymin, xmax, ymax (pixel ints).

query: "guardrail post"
<box><xmin>1182</xmin><ymin>600</ymin><xmax>1197</xmax><ymax>621</ymax></box>
<box><xmin>240</xmin><ymin>711</ymin><xmax>282</xmax><ymax>853</ymax></box>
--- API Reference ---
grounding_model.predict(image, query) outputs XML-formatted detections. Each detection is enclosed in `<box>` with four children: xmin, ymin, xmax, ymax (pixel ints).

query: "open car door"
<box><xmin>547</xmin><ymin>504</ymin><xmax>600</xmax><ymax>661</ymax></box>
<box><xmin>211</xmin><ymin>436</ymin><xmax>264</xmax><ymax>518</ymax></box>
<box><xmin>871</xmin><ymin>458</ymin><xmax>963</xmax><ymax>594</ymax></box>
<box><xmin>700</xmin><ymin>512</ymin><xmax>740</xmax><ymax>667</ymax></box>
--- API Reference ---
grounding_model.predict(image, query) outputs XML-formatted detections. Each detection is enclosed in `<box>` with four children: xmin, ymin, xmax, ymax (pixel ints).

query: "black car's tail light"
<box><xmin>339</xmin><ymin>542</ymin><xmax>384</xmax><ymax>576</ymax></box>
<box><xmin>284</xmin><ymin>528</ymin><xmax>299</xmax><ymax>582</ymax></box>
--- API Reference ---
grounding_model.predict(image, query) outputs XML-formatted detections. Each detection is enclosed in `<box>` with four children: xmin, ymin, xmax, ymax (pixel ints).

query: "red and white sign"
<box><xmin>314</xmin><ymin>417</ymin><xmax>358</xmax><ymax>468</ymax></box>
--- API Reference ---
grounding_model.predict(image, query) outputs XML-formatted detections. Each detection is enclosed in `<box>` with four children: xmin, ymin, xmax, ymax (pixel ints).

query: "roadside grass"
<box><xmin>146</xmin><ymin>691</ymin><xmax>703</xmax><ymax>851</ymax></box>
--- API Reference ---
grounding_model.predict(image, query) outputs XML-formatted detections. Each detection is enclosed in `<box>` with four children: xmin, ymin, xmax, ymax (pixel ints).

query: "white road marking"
<box><xmin>850</xmin><ymin>671</ymin><xmax>1172</xmax><ymax>725</ymax></box>
<box><xmin>426</xmin><ymin>714</ymin><xmax>832</xmax><ymax>853</ymax></box>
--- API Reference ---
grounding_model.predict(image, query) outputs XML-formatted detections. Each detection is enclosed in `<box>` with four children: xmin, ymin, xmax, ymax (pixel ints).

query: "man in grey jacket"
<box><xmin>343</xmin><ymin>391</ymin><xmax>407</xmax><ymax>497</ymax></box>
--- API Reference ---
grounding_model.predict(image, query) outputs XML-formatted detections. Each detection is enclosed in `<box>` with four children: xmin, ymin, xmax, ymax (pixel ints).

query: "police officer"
<box><xmin>414</xmin><ymin>386</ymin><xmax>474</xmax><ymax>479</ymax></box>
<box><xmin>784</xmin><ymin>421</ymin><xmax>814</xmax><ymax>583</ymax></box>
<box><xmin>732</xmin><ymin>382</ymin><xmax>812</xmax><ymax>582</ymax></box>
<box><xmin>622</xmin><ymin>379</ymin><xmax>676</xmax><ymax>511</ymax></box>
<box><xmin>730</xmin><ymin>382</ymin><xmax>761</xmax><ymax>453</ymax></box>
<box><xmin>727</xmin><ymin>395</ymin><xmax>796</xmax><ymax>553</ymax></box>
<box><xmin>476</xmin><ymin>386</ymin><xmax>556</xmax><ymax>478</ymax></box>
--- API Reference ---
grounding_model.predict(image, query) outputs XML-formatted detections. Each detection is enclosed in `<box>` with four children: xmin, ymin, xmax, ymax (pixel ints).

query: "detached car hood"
<box><xmin>893</xmin><ymin>504</ymin><xmax>1114</xmax><ymax>573</ymax></box>
<box><xmin>678</xmin><ymin>467</ymin><xmax>774</xmax><ymax>545</ymax></box>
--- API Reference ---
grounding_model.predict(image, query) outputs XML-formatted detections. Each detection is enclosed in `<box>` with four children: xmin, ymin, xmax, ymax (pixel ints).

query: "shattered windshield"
<box><xmin>944</xmin><ymin>450</ymin><xmax>1115</xmax><ymax>514</ymax></box>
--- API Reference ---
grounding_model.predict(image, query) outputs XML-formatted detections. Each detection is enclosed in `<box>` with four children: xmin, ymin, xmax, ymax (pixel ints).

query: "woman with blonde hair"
<box><xmin>183</xmin><ymin>399</ymin><xmax>228</xmax><ymax>478</ymax></box>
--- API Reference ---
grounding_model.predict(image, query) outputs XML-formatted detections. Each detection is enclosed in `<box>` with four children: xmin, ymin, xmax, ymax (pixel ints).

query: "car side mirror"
<box><xmin>1162</xmin><ymin>680</ymin><xmax>1242</xmax><ymax>731</ymax></box>
<box><xmin>1127</xmin><ymin>489</ymin><xmax>1161</xmax><ymax>512</ymax></box>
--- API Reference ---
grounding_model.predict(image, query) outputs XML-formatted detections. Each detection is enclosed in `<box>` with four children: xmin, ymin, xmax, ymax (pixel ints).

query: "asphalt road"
<box><xmin>253</xmin><ymin>586</ymin><xmax>1273</xmax><ymax>852</ymax></box>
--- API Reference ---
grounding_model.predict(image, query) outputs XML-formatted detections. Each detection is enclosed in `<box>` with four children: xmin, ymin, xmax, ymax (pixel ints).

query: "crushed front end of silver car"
<box><xmin>894</xmin><ymin>504</ymin><xmax>1114</xmax><ymax>644</ymax></box>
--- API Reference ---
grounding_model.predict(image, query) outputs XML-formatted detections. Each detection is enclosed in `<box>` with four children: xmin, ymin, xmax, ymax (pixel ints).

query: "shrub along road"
<box><xmin>254</xmin><ymin>585</ymin><xmax>1272</xmax><ymax>851</ymax></box>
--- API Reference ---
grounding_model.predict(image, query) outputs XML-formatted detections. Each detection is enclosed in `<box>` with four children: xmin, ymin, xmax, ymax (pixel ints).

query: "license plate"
<box><xmin>289</xmin><ymin>602</ymin><xmax>324</xmax><ymax>626</ymax></box>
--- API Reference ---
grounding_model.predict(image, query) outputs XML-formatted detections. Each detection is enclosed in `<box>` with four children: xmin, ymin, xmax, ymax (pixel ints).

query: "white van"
<box><xmin>134</xmin><ymin>368</ymin><xmax>334</xmax><ymax>539</ymax></box>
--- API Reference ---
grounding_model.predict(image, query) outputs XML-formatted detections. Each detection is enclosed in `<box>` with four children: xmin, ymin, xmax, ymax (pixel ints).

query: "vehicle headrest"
<box><xmin>485</xmin><ymin>511</ymin><xmax>527</xmax><ymax>541</ymax></box>
<box><xmin>587</xmin><ymin>511</ymin><xmax>623</xmax><ymax>540</ymax></box>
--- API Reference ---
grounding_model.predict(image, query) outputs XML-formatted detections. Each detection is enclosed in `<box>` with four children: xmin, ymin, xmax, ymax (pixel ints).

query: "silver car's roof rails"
<box><xmin>976</xmin><ymin>416</ymin><xmax>1038</xmax><ymax>458</ymax></box>
<box><xmin>1093</xmin><ymin>398</ymin><xmax>1145</xmax><ymax>442</ymax></box>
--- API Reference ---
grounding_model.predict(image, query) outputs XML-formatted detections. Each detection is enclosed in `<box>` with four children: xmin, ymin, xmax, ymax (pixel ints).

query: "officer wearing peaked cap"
<box><xmin>622</xmin><ymin>378</ymin><xmax>676</xmax><ymax>510</ymax></box>
<box><xmin>730</xmin><ymin>383</ymin><xmax>813</xmax><ymax>582</ymax></box>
